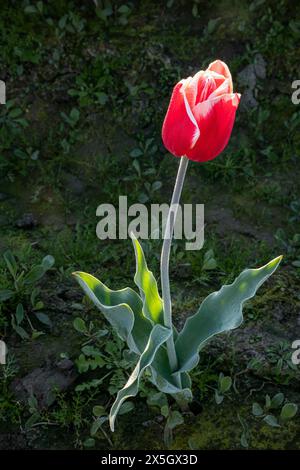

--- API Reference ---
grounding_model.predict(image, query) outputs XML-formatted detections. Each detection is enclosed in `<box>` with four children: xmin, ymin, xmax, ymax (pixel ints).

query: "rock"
<box><xmin>237</xmin><ymin>54</ymin><xmax>267</xmax><ymax>111</ymax></box>
<box><xmin>62</xmin><ymin>173</ymin><xmax>85</xmax><ymax>195</ymax></box>
<box><xmin>240</xmin><ymin>89</ymin><xmax>258</xmax><ymax>110</ymax></box>
<box><xmin>15</xmin><ymin>213</ymin><xmax>38</xmax><ymax>229</ymax></box>
<box><xmin>56</xmin><ymin>358</ymin><xmax>74</xmax><ymax>371</ymax></box>
<box><xmin>11</xmin><ymin>362</ymin><xmax>77</xmax><ymax>408</ymax></box>
<box><xmin>254</xmin><ymin>53</ymin><xmax>267</xmax><ymax>79</ymax></box>
<box><xmin>238</xmin><ymin>64</ymin><xmax>257</xmax><ymax>91</ymax></box>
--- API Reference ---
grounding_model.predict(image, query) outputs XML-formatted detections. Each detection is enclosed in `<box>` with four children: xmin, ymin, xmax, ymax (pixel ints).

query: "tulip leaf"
<box><xmin>150</xmin><ymin>346</ymin><xmax>192</xmax><ymax>395</ymax></box>
<box><xmin>73</xmin><ymin>271</ymin><xmax>152</xmax><ymax>354</ymax></box>
<box><xmin>175</xmin><ymin>256</ymin><xmax>282</xmax><ymax>372</ymax></box>
<box><xmin>109</xmin><ymin>324</ymin><xmax>172</xmax><ymax>431</ymax></box>
<box><xmin>131</xmin><ymin>234</ymin><xmax>164</xmax><ymax>325</ymax></box>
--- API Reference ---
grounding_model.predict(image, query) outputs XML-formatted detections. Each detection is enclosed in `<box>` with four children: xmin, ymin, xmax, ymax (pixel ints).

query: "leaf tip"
<box><xmin>72</xmin><ymin>271</ymin><xmax>81</xmax><ymax>279</ymax></box>
<box><xmin>268</xmin><ymin>255</ymin><xmax>283</xmax><ymax>269</ymax></box>
<box><xmin>109</xmin><ymin>414</ymin><xmax>115</xmax><ymax>433</ymax></box>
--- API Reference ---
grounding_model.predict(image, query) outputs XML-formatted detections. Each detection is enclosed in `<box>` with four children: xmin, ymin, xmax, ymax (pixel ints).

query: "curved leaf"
<box><xmin>131</xmin><ymin>234</ymin><xmax>164</xmax><ymax>324</ymax></box>
<box><xmin>175</xmin><ymin>256</ymin><xmax>282</xmax><ymax>372</ymax></box>
<box><xmin>73</xmin><ymin>271</ymin><xmax>152</xmax><ymax>354</ymax></box>
<box><xmin>109</xmin><ymin>324</ymin><xmax>171</xmax><ymax>431</ymax></box>
<box><xmin>280</xmin><ymin>403</ymin><xmax>298</xmax><ymax>421</ymax></box>
<box><xmin>0</xmin><ymin>289</ymin><xmax>14</xmax><ymax>302</ymax></box>
<box><xmin>150</xmin><ymin>345</ymin><xmax>192</xmax><ymax>395</ymax></box>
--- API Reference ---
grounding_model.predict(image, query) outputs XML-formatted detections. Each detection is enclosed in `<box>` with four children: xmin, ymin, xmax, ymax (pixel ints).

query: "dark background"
<box><xmin>0</xmin><ymin>0</ymin><xmax>299</xmax><ymax>450</ymax></box>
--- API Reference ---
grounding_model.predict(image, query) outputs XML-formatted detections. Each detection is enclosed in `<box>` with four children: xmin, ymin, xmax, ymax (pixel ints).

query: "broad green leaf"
<box><xmin>28</xmin><ymin>395</ymin><xmax>38</xmax><ymax>410</ymax></box>
<box><xmin>131</xmin><ymin>234</ymin><xmax>164</xmax><ymax>324</ymax></box>
<box><xmin>167</xmin><ymin>410</ymin><xmax>184</xmax><ymax>430</ymax></box>
<box><xmin>280</xmin><ymin>403</ymin><xmax>298</xmax><ymax>420</ymax></box>
<box><xmin>118</xmin><ymin>401</ymin><xmax>135</xmax><ymax>415</ymax></box>
<box><xmin>33</xmin><ymin>301</ymin><xmax>44</xmax><ymax>310</ymax></box>
<box><xmin>150</xmin><ymin>345</ymin><xmax>192</xmax><ymax>396</ymax></box>
<box><xmin>90</xmin><ymin>416</ymin><xmax>107</xmax><ymax>436</ymax></box>
<box><xmin>31</xmin><ymin>331</ymin><xmax>44</xmax><ymax>340</ymax></box>
<box><xmin>161</xmin><ymin>404</ymin><xmax>169</xmax><ymax>417</ymax></box>
<box><xmin>93</xmin><ymin>405</ymin><xmax>106</xmax><ymax>417</ymax></box>
<box><xmin>41</xmin><ymin>255</ymin><xmax>55</xmax><ymax>270</ymax></box>
<box><xmin>109</xmin><ymin>324</ymin><xmax>171</xmax><ymax>432</ymax></box>
<box><xmin>175</xmin><ymin>256</ymin><xmax>282</xmax><ymax>372</ymax></box>
<box><xmin>35</xmin><ymin>312</ymin><xmax>52</xmax><ymax>328</ymax></box>
<box><xmin>12</xmin><ymin>322</ymin><xmax>29</xmax><ymax>340</ymax></box>
<box><xmin>24</xmin><ymin>265</ymin><xmax>46</xmax><ymax>285</ymax></box>
<box><xmin>73</xmin><ymin>317</ymin><xmax>87</xmax><ymax>333</ymax></box>
<box><xmin>0</xmin><ymin>289</ymin><xmax>14</xmax><ymax>302</ymax></box>
<box><xmin>3</xmin><ymin>250</ymin><xmax>17</xmax><ymax>278</ymax></box>
<box><xmin>270</xmin><ymin>393</ymin><xmax>284</xmax><ymax>409</ymax></box>
<box><xmin>240</xmin><ymin>432</ymin><xmax>249</xmax><ymax>448</ymax></box>
<box><xmin>202</xmin><ymin>249</ymin><xmax>217</xmax><ymax>270</ymax></box>
<box><xmin>252</xmin><ymin>402</ymin><xmax>264</xmax><ymax>416</ymax></box>
<box><xmin>73</xmin><ymin>271</ymin><xmax>152</xmax><ymax>354</ymax></box>
<box><xmin>24</xmin><ymin>5</ymin><xmax>38</xmax><ymax>14</ymax></box>
<box><xmin>265</xmin><ymin>394</ymin><xmax>271</xmax><ymax>409</ymax></box>
<box><xmin>15</xmin><ymin>303</ymin><xmax>24</xmax><ymax>325</ymax></box>
<box><xmin>83</xmin><ymin>438</ymin><xmax>95</xmax><ymax>448</ymax></box>
<box><xmin>25</xmin><ymin>412</ymin><xmax>40</xmax><ymax>430</ymax></box>
<box><xmin>263</xmin><ymin>415</ymin><xmax>280</xmax><ymax>427</ymax></box>
<box><xmin>147</xmin><ymin>392</ymin><xmax>168</xmax><ymax>409</ymax></box>
<box><xmin>215</xmin><ymin>390</ymin><xmax>224</xmax><ymax>404</ymax></box>
<box><xmin>219</xmin><ymin>375</ymin><xmax>232</xmax><ymax>393</ymax></box>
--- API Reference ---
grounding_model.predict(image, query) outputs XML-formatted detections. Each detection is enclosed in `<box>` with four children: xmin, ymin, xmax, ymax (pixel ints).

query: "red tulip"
<box><xmin>162</xmin><ymin>60</ymin><xmax>240</xmax><ymax>162</ymax></box>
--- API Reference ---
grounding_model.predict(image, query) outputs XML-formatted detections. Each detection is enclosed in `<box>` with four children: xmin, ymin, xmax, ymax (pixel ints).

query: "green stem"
<box><xmin>160</xmin><ymin>156</ymin><xmax>189</xmax><ymax>380</ymax></box>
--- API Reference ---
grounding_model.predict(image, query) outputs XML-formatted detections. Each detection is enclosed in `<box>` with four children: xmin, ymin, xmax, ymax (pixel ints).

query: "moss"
<box><xmin>171</xmin><ymin>397</ymin><xmax>300</xmax><ymax>450</ymax></box>
<box><xmin>172</xmin><ymin>403</ymin><xmax>242</xmax><ymax>450</ymax></box>
<box><xmin>250</xmin><ymin>421</ymin><xmax>300</xmax><ymax>450</ymax></box>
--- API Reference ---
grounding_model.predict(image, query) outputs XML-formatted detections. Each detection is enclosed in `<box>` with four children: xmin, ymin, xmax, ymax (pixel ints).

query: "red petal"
<box><xmin>162</xmin><ymin>80</ymin><xmax>200</xmax><ymax>157</ymax></box>
<box><xmin>195</xmin><ymin>72</ymin><xmax>217</xmax><ymax>103</ymax></box>
<box><xmin>186</xmin><ymin>93</ymin><xmax>240</xmax><ymax>162</ymax></box>
<box><xmin>207</xmin><ymin>60</ymin><xmax>233</xmax><ymax>93</ymax></box>
<box><xmin>208</xmin><ymin>77</ymin><xmax>232</xmax><ymax>100</ymax></box>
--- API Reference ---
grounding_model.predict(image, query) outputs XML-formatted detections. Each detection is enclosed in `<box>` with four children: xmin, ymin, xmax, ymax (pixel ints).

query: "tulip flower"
<box><xmin>160</xmin><ymin>61</ymin><xmax>240</xmax><ymax>375</ymax></box>
<box><xmin>162</xmin><ymin>60</ymin><xmax>240</xmax><ymax>162</ymax></box>
<box><xmin>74</xmin><ymin>59</ymin><xmax>281</xmax><ymax>434</ymax></box>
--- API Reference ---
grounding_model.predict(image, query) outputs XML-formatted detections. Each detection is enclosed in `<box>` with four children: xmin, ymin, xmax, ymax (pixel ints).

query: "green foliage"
<box><xmin>74</xmin><ymin>235</ymin><xmax>281</xmax><ymax>432</ymax></box>
<box><xmin>214</xmin><ymin>373</ymin><xmax>233</xmax><ymax>405</ymax></box>
<box><xmin>0</xmin><ymin>249</ymin><xmax>55</xmax><ymax>338</ymax></box>
<box><xmin>110</xmin><ymin>324</ymin><xmax>171</xmax><ymax>431</ymax></box>
<box><xmin>147</xmin><ymin>392</ymin><xmax>184</xmax><ymax>448</ymax></box>
<box><xmin>132</xmin><ymin>235</ymin><xmax>164</xmax><ymax>324</ymax></box>
<box><xmin>0</xmin><ymin>354</ymin><xmax>22</xmax><ymax>426</ymax></box>
<box><xmin>175</xmin><ymin>256</ymin><xmax>282</xmax><ymax>373</ymax></box>
<box><xmin>252</xmin><ymin>392</ymin><xmax>298</xmax><ymax>427</ymax></box>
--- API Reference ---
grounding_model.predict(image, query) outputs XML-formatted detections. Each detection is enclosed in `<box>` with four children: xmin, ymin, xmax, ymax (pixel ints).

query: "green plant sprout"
<box><xmin>0</xmin><ymin>250</ymin><xmax>55</xmax><ymax>338</ymax></box>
